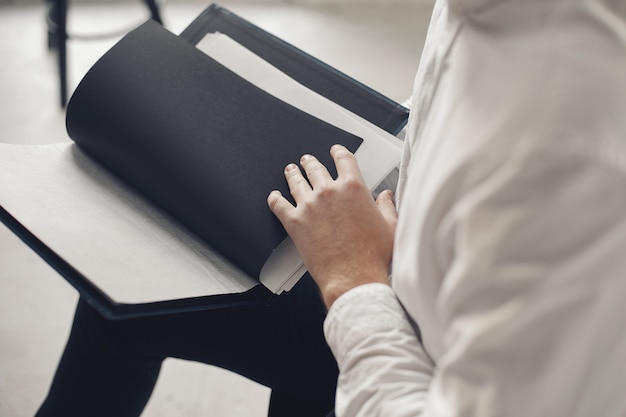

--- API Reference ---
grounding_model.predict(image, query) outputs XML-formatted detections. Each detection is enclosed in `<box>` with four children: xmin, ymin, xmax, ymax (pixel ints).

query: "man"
<box><xmin>269</xmin><ymin>0</ymin><xmax>626</xmax><ymax>416</ymax></box>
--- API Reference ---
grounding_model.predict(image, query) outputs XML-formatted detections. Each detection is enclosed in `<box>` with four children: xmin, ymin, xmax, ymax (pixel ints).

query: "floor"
<box><xmin>0</xmin><ymin>1</ymin><xmax>431</xmax><ymax>415</ymax></box>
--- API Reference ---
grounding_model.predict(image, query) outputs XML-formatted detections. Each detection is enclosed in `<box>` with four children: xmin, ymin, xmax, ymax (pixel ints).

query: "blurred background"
<box><xmin>0</xmin><ymin>0</ymin><xmax>433</xmax><ymax>415</ymax></box>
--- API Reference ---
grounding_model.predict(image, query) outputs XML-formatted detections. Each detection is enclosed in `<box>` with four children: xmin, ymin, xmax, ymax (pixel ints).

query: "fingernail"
<box><xmin>331</xmin><ymin>144</ymin><xmax>346</xmax><ymax>152</ymax></box>
<box><xmin>300</xmin><ymin>154</ymin><xmax>313</xmax><ymax>163</ymax></box>
<box><xmin>285</xmin><ymin>163</ymin><xmax>297</xmax><ymax>172</ymax></box>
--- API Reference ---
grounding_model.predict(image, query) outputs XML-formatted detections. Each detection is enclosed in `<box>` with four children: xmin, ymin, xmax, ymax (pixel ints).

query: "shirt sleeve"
<box><xmin>324</xmin><ymin>283</ymin><xmax>435</xmax><ymax>417</ymax></box>
<box><xmin>324</xmin><ymin>147</ymin><xmax>626</xmax><ymax>417</ymax></box>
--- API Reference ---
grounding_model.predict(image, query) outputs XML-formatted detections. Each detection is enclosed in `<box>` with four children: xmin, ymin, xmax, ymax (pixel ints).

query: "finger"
<box><xmin>330</xmin><ymin>144</ymin><xmax>365</xmax><ymax>183</ymax></box>
<box><xmin>267</xmin><ymin>190</ymin><xmax>295</xmax><ymax>221</ymax></box>
<box><xmin>284</xmin><ymin>162</ymin><xmax>312</xmax><ymax>202</ymax></box>
<box><xmin>375</xmin><ymin>190</ymin><xmax>398</xmax><ymax>226</ymax></box>
<box><xmin>299</xmin><ymin>154</ymin><xmax>332</xmax><ymax>189</ymax></box>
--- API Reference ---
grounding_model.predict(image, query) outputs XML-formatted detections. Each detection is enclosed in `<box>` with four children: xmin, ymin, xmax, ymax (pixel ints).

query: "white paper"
<box><xmin>0</xmin><ymin>143</ymin><xmax>257</xmax><ymax>304</ymax></box>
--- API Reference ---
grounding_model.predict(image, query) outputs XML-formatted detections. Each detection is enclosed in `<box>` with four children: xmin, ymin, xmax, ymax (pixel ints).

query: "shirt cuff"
<box><xmin>323</xmin><ymin>283</ymin><xmax>408</xmax><ymax>364</ymax></box>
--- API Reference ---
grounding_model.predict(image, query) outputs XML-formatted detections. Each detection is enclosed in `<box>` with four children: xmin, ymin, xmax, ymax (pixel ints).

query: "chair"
<box><xmin>45</xmin><ymin>0</ymin><xmax>162</xmax><ymax>108</ymax></box>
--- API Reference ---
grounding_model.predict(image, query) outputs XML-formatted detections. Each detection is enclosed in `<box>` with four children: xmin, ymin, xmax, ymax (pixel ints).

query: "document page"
<box><xmin>0</xmin><ymin>143</ymin><xmax>258</xmax><ymax>304</ymax></box>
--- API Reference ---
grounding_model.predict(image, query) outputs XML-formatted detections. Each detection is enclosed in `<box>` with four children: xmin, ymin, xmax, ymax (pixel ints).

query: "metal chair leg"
<box><xmin>56</xmin><ymin>0</ymin><xmax>68</xmax><ymax>108</ymax></box>
<box><xmin>144</xmin><ymin>0</ymin><xmax>162</xmax><ymax>25</ymax></box>
<box><xmin>46</xmin><ymin>0</ymin><xmax>68</xmax><ymax>107</ymax></box>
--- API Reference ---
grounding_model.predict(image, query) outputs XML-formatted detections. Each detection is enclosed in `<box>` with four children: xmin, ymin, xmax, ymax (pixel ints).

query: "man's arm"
<box><xmin>269</xmin><ymin>144</ymin><xmax>626</xmax><ymax>417</ymax></box>
<box><xmin>268</xmin><ymin>144</ymin><xmax>435</xmax><ymax>416</ymax></box>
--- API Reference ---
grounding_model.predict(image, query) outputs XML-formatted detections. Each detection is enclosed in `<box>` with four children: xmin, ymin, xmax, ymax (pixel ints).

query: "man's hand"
<box><xmin>267</xmin><ymin>144</ymin><xmax>397</xmax><ymax>309</ymax></box>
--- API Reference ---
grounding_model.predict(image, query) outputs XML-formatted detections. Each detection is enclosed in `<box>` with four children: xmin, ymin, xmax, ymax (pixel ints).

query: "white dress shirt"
<box><xmin>324</xmin><ymin>0</ymin><xmax>626</xmax><ymax>416</ymax></box>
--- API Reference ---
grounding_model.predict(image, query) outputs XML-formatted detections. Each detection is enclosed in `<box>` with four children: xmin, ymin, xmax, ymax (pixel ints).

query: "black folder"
<box><xmin>0</xmin><ymin>4</ymin><xmax>408</xmax><ymax>319</ymax></box>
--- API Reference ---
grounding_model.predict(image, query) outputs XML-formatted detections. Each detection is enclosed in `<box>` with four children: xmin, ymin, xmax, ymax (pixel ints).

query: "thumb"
<box><xmin>375</xmin><ymin>190</ymin><xmax>398</xmax><ymax>227</ymax></box>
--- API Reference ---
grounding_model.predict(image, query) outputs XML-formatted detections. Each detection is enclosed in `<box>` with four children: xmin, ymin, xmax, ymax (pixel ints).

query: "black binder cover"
<box><xmin>180</xmin><ymin>4</ymin><xmax>409</xmax><ymax>136</ymax></box>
